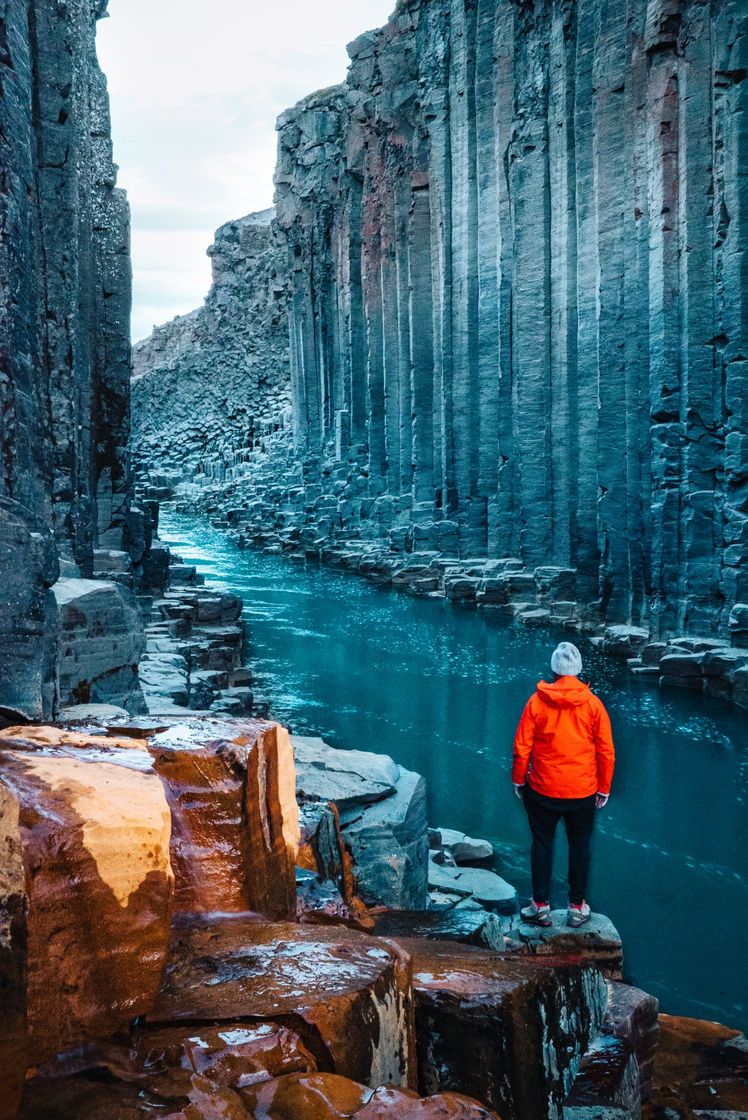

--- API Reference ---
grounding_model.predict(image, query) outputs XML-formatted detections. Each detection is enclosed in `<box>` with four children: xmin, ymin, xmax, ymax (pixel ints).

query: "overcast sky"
<box><xmin>97</xmin><ymin>1</ymin><xmax>394</xmax><ymax>342</ymax></box>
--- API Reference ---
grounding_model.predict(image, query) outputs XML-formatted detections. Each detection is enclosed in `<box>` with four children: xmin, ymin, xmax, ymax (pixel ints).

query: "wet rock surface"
<box><xmin>643</xmin><ymin>1015</ymin><xmax>748</xmax><ymax>1118</ymax></box>
<box><xmin>398</xmin><ymin>938</ymin><xmax>607</xmax><ymax>1120</ymax></box>
<box><xmin>65</xmin><ymin>714</ymin><xmax>300</xmax><ymax>920</ymax></box>
<box><xmin>0</xmin><ymin>725</ymin><xmax>174</xmax><ymax>1107</ymax></box>
<box><xmin>148</xmin><ymin>915</ymin><xmax>415</xmax><ymax>1090</ymax></box>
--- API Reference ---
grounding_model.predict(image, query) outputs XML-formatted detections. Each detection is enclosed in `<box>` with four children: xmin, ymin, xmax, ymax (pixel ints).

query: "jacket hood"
<box><xmin>536</xmin><ymin>676</ymin><xmax>591</xmax><ymax>708</ymax></box>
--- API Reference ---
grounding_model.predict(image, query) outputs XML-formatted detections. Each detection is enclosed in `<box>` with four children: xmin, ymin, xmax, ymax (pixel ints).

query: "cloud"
<box><xmin>97</xmin><ymin>0</ymin><xmax>395</xmax><ymax>341</ymax></box>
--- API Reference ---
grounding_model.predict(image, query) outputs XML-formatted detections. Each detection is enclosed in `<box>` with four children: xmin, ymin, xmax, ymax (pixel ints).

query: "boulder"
<box><xmin>339</xmin><ymin>765</ymin><xmax>430</xmax><ymax>910</ymax></box>
<box><xmin>0</xmin><ymin>499</ymin><xmax>59</xmax><ymax>722</ymax></box>
<box><xmin>53</xmin><ymin>577</ymin><xmax>146</xmax><ymax>713</ymax></box>
<box><xmin>137</xmin><ymin>717</ymin><xmax>300</xmax><ymax>919</ymax></box>
<box><xmin>147</xmin><ymin>915</ymin><xmax>416</xmax><ymax>1090</ymax></box>
<box><xmin>645</xmin><ymin>1015</ymin><xmax>748</xmax><ymax>1117</ymax></box>
<box><xmin>399</xmin><ymin>938</ymin><xmax>607</xmax><ymax>1120</ymax></box>
<box><xmin>242</xmin><ymin>1075</ymin><xmax>499</xmax><ymax>1119</ymax></box>
<box><xmin>293</xmin><ymin>736</ymin><xmax>400</xmax><ymax>809</ymax></box>
<box><xmin>0</xmin><ymin>725</ymin><xmax>174</xmax><ymax>1110</ymax></box>
<box><xmin>430</xmin><ymin>827</ymin><xmax>494</xmax><ymax>865</ymax></box>
<box><xmin>600</xmin><ymin>627</ymin><xmax>650</xmax><ymax>659</ymax></box>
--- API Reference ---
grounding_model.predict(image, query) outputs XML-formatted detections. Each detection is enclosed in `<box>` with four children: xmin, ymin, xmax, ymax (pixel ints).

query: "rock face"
<box><xmin>269</xmin><ymin>0</ymin><xmax>747</xmax><ymax>642</ymax></box>
<box><xmin>131</xmin><ymin>210</ymin><xmax>291</xmax><ymax>490</ymax></box>
<box><xmin>294</xmin><ymin>736</ymin><xmax>430</xmax><ymax>910</ymax></box>
<box><xmin>0</xmin><ymin>726</ymin><xmax>174</xmax><ymax>1114</ymax></box>
<box><xmin>54</xmin><ymin>578</ymin><xmax>147</xmax><ymax>713</ymax></box>
<box><xmin>400</xmin><ymin>938</ymin><xmax>607</xmax><ymax>1120</ymax></box>
<box><xmin>0</xmin><ymin>0</ymin><xmax>156</xmax><ymax>719</ymax></box>
<box><xmin>0</xmin><ymin>0</ymin><xmax>131</xmax><ymax>565</ymax></box>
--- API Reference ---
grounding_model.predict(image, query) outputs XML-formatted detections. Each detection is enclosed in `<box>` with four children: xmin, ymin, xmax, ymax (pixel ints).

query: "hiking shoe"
<box><xmin>567</xmin><ymin>901</ymin><xmax>591</xmax><ymax>928</ymax></box>
<box><xmin>520</xmin><ymin>900</ymin><xmax>552</xmax><ymax>927</ymax></box>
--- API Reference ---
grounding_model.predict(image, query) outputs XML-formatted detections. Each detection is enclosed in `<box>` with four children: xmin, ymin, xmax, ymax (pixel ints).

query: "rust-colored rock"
<box><xmin>135</xmin><ymin>1022</ymin><xmax>317</xmax><ymax>1093</ymax></box>
<box><xmin>96</xmin><ymin>716</ymin><xmax>300</xmax><ymax>919</ymax></box>
<box><xmin>397</xmin><ymin>938</ymin><xmax>606</xmax><ymax>1120</ymax></box>
<box><xmin>242</xmin><ymin>1075</ymin><xmax>500</xmax><ymax>1120</ymax></box>
<box><xmin>357</xmin><ymin>1086</ymin><xmax>500</xmax><ymax>1118</ymax></box>
<box><xmin>643</xmin><ymin>1014</ymin><xmax>748</xmax><ymax>1118</ymax></box>
<box><xmin>0</xmin><ymin>726</ymin><xmax>173</xmax><ymax>1116</ymax></box>
<box><xmin>242</xmin><ymin>1072</ymin><xmax>372</xmax><ymax>1118</ymax></box>
<box><xmin>148</xmin><ymin>915</ymin><xmax>415</xmax><ymax>1090</ymax></box>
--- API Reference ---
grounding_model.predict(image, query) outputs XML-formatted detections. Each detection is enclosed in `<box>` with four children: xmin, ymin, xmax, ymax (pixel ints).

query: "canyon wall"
<box><xmin>0</xmin><ymin>0</ymin><xmax>132</xmax><ymax>560</ymax></box>
<box><xmin>131</xmin><ymin>210</ymin><xmax>291</xmax><ymax>486</ymax></box>
<box><xmin>0</xmin><ymin>0</ymin><xmax>137</xmax><ymax>718</ymax></box>
<box><xmin>274</xmin><ymin>0</ymin><xmax>748</xmax><ymax>640</ymax></box>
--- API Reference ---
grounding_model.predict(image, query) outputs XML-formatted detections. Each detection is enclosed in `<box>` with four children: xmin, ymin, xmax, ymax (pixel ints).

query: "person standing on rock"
<box><xmin>512</xmin><ymin>642</ymin><xmax>615</xmax><ymax>929</ymax></box>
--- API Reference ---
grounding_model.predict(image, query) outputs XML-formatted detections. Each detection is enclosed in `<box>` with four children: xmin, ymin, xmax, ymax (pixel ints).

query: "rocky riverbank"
<box><xmin>2</xmin><ymin>714</ymin><xmax>745</xmax><ymax>1120</ymax></box>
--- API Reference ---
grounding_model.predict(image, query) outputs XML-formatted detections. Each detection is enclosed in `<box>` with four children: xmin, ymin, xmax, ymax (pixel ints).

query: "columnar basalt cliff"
<box><xmin>0</xmin><ymin>0</ymin><xmax>148</xmax><ymax>720</ymax></box>
<box><xmin>272</xmin><ymin>0</ymin><xmax>747</xmax><ymax>642</ymax></box>
<box><xmin>131</xmin><ymin>209</ymin><xmax>292</xmax><ymax>488</ymax></box>
<box><xmin>0</xmin><ymin>0</ymin><xmax>131</xmax><ymax>558</ymax></box>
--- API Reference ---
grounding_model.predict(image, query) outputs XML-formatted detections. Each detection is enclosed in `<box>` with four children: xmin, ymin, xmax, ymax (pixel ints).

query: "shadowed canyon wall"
<box><xmin>0</xmin><ymin>0</ymin><xmax>131</xmax><ymax>559</ymax></box>
<box><xmin>0</xmin><ymin>0</ymin><xmax>135</xmax><ymax>718</ymax></box>
<box><xmin>274</xmin><ymin>0</ymin><xmax>748</xmax><ymax>640</ymax></box>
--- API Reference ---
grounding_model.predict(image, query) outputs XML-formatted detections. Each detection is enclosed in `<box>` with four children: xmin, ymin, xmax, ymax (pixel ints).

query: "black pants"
<box><xmin>523</xmin><ymin>786</ymin><xmax>596</xmax><ymax>905</ymax></box>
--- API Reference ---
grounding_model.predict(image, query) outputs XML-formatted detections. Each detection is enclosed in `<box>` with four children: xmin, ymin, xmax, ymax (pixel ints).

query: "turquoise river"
<box><xmin>161</xmin><ymin>511</ymin><xmax>748</xmax><ymax>1029</ymax></box>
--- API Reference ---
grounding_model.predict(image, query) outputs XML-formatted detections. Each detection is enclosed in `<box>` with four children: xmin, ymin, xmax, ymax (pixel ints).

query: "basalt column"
<box><xmin>0</xmin><ymin>0</ymin><xmax>133</xmax><ymax>718</ymax></box>
<box><xmin>274</xmin><ymin>0</ymin><xmax>748</xmax><ymax>639</ymax></box>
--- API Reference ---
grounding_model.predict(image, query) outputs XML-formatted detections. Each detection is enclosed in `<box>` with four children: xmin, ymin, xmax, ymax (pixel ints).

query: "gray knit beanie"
<box><xmin>551</xmin><ymin>642</ymin><xmax>583</xmax><ymax>678</ymax></box>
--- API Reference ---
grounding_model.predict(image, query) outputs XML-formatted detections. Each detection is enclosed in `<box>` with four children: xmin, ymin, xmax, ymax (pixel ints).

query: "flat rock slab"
<box><xmin>148</xmin><ymin>916</ymin><xmax>415</xmax><ymax>1090</ymax></box>
<box><xmin>506</xmin><ymin>911</ymin><xmax>623</xmax><ymax>979</ymax></box>
<box><xmin>293</xmin><ymin>735</ymin><xmax>401</xmax><ymax>808</ymax></box>
<box><xmin>370</xmin><ymin>908</ymin><xmax>507</xmax><ymax>952</ymax></box>
<box><xmin>427</xmin><ymin>859</ymin><xmax>517</xmax><ymax>913</ymax></box>
<box><xmin>395</xmin><ymin>938</ymin><xmax>607</xmax><ymax>1120</ymax></box>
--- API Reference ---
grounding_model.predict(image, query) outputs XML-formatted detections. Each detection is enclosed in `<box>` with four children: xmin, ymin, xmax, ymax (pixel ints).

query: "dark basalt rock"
<box><xmin>396</xmin><ymin>938</ymin><xmax>607</xmax><ymax>1120</ymax></box>
<box><xmin>0</xmin><ymin>0</ymin><xmax>131</xmax><ymax>566</ymax></box>
<box><xmin>268</xmin><ymin>0</ymin><xmax>747</xmax><ymax>642</ymax></box>
<box><xmin>0</xmin><ymin>500</ymin><xmax>59</xmax><ymax>722</ymax></box>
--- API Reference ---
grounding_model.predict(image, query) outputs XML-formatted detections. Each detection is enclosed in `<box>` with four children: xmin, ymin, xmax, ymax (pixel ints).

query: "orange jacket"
<box><xmin>512</xmin><ymin>677</ymin><xmax>615</xmax><ymax>798</ymax></box>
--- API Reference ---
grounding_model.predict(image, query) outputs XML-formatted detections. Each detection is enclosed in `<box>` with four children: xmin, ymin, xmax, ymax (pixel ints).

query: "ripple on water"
<box><xmin>159</xmin><ymin>512</ymin><xmax>748</xmax><ymax>1029</ymax></box>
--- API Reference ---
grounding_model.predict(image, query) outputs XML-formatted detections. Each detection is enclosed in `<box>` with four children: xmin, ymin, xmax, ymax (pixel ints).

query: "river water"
<box><xmin>160</xmin><ymin>511</ymin><xmax>748</xmax><ymax>1028</ymax></box>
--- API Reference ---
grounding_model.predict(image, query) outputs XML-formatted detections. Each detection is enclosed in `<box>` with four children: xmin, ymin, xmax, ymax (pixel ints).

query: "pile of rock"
<box><xmin>596</xmin><ymin>624</ymin><xmax>748</xmax><ymax>706</ymax></box>
<box><xmin>137</xmin><ymin>557</ymin><xmax>252</xmax><ymax>715</ymax></box>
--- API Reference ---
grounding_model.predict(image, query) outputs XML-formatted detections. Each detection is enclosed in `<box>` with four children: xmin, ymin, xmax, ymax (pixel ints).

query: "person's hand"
<box><xmin>514</xmin><ymin>783</ymin><xmax>525</xmax><ymax>800</ymax></box>
<box><xmin>595</xmin><ymin>792</ymin><xmax>609</xmax><ymax>809</ymax></box>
